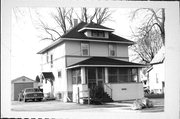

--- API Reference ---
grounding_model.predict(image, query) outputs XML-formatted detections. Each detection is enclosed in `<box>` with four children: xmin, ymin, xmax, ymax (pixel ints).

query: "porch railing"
<box><xmin>104</xmin><ymin>83</ymin><xmax>112</xmax><ymax>98</ymax></box>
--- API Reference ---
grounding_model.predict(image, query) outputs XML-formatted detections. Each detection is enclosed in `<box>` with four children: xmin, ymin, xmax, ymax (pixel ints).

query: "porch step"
<box><xmin>82</xmin><ymin>92</ymin><xmax>113</xmax><ymax>104</ymax></box>
<box><xmin>100</xmin><ymin>92</ymin><xmax>113</xmax><ymax>102</ymax></box>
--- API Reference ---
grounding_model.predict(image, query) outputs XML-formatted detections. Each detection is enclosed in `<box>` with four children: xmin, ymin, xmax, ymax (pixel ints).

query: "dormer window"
<box><xmin>91</xmin><ymin>30</ymin><xmax>105</xmax><ymax>37</ymax></box>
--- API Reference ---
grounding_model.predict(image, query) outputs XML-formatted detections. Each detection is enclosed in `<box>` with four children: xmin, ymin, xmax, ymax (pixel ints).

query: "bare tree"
<box><xmin>36</xmin><ymin>7</ymin><xmax>74</xmax><ymax>41</ymax></box>
<box><xmin>52</xmin><ymin>7</ymin><xmax>74</xmax><ymax>34</ymax></box>
<box><xmin>37</xmin><ymin>7</ymin><xmax>112</xmax><ymax>41</ymax></box>
<box><xmin>95</xmin><ymin>8</ymin><xmax>112</xmax><ymax>24</ymax></box>
<box><xmin>130</xmin><ymin>8</ymin><xmax>165</xmax><ymax>63</ymax></box>
<box><xmin>75</xmin><ymin>7</ymin><xmax>112</xmax><ymax>24</ymax></box>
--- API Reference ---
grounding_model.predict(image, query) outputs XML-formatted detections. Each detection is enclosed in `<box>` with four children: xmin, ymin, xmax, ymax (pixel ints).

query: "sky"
<box><xmin>11</xmin><ymin>8</ymin><xmax>140</xmax><ymax>80</ymax></box>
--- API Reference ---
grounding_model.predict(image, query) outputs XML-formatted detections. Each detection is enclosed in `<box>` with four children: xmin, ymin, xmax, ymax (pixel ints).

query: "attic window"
<box><xmin>91</xmin><ymin>30</ymin><xmax>105</xmax><ymax>37</ymax></box>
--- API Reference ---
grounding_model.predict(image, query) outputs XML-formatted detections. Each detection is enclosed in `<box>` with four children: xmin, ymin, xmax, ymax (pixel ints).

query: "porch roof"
<box><xmin>41</xmin><ymin>72</ymin><xmax>55</xmax><ymax>81</ymax></box>
<box><xmin>67</xmin><ymin>57</ymin><xmax>146</xmax><ymax>69</ymax></box>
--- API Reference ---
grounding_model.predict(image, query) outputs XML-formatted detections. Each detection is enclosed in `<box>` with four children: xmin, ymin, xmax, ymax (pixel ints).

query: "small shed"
<box><xmin>11</xmin><ymin>76</ymin><xmax>38</xmax><ymax>101</ymax></box>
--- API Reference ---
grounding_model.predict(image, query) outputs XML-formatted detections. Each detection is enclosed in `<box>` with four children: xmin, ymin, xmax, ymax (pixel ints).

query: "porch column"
<box><xmin>137</xmin><ymin>68</ymin><xmax>140</xmax><ymax>83</ymax></box>
<box><xmin>105</xmin><ymin>68</ymin><xmax>108</xmax><ymax>83</ymax></box>
<box><xmin>81</xmin><ymin>67</ymin><xmax>86</xmax><ymax>84</ymax></box>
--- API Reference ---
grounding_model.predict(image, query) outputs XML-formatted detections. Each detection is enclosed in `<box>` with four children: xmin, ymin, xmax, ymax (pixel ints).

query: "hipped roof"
<box><xmin>37</xmin><ymin>22</ymin><xmax>134</xmax><ymax>54</ymax></box>
<box><xmin>67</xmin><ymin>57</ymin><xmax>146</xmax><ymax>69</ymax></box>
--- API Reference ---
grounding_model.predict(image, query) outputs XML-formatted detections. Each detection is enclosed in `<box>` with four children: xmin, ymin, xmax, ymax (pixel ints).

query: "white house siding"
<box><xmin>52</xmin><ymin>58</ymin><xmax>67</xmax><ymax>98</ymax></box>
<box><xmin>66</xmin><ymin>57</ymin><xmax>89</xmax><ymax>67</ymax></box>
<box><xmin>105</xmin><ymin>83</ymin><xmax>144</xmax><ymax>101</ymax></box>
<box><xmin>67</xmin><ymin>70</ymin><xmax>73</xmax><ymax>91</ymax></box>
<box><xmin>148</xmin><ymin>63</ymin><xmax>165</xmax><ymax>93</ymax></box>
<box><xmin>41</xmin><ymin>42</ymin><xmax>68</xmax><ymax>100</ymax></box>
<box><xmin>42</xmin><ymin>80</ymin><xmax>51</xmax><ymax>95</ymax></box>
<box><xmin>117</xmin><ymin>44</ymin><xmax>129</xmax><ymax>58</ymax></box>
<box><xmin>66</xmin><ymin>41</ymin><xmax>129</xmax><ymax>58</ymax></box>
<box><xmin>65</xmin><ymin>41</ymin><xmax>129</xmax><ymax>66</ymax></box>
<box><xmin>90</xmin><ymin>42</ymin><xmax>108</xmax><ymax>56</ymax></box>
<box><xmin>66</xmin><ymin>41</ymin><xmax>81</xmax><ymax>56</ymax></box>
<box><xmin>41</xmin><ymin>43</ymin><xmax>65</xmax><ymax>70</ymax></box>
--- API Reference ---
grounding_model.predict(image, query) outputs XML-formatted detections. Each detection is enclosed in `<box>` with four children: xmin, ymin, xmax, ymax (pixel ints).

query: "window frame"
<box><xmin>81</xmin><ymin>42</ymin><xmax>90</xmax><ymax>56</ymax></box>
<box><xmin>91</xmin><ymin>30</ymin><xmax>105</xmax><ymax>37</ymax></box>
<box><xmin>108</xmin><ymin>43</ymin><xmax>117</xmax><ymax>57</ymax></box>
<box><xmin>58</xmin><ymin>70</ymin><xmax>62</xmax><ymax>78</ymax></box>
<box><xmin>72</xmin><ymin>68</ymin><xmax>81</xmax><ymax>84</ymax></box>
<box><xmin>108</xmin><ymin>68</ymin><xmax>137</xmax><ymax>83</ymax></box>
<box><xmin>50</xmin><ymin>54</ymin><xmax>53</xmax><ymax>68</ymax></box>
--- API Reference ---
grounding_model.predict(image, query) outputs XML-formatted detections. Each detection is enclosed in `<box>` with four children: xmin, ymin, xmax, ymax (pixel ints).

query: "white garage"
<box><xmin>11</xmin><ymin>76</ymin><xmax>38</xmax><ymax>101</ymax></box>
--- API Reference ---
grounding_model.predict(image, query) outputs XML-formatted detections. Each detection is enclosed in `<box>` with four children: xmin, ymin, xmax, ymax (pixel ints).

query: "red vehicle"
<box><xmin>18</xmin><ymin>88</ymin><xmax>44</xmax><ymax>102</ymax></box>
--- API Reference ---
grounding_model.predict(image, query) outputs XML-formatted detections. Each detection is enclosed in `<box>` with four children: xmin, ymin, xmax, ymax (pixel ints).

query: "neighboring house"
<box><xmin>147</xmin><ymin>46</ymin><xmax>165</xmax><ymax>94</ymax></box>
<box><xmin>37</xmin><ymin>21</ymin><xmax>146</xmax><ymax>103</ymax></box>
<box><xmin>11</xmin><ymin>76</ymin><xmax>38</xmax><ymax>101</ymax></box>
<box><xmin>139</xmin><ymin>68</ymin><xmax>149</xmax><ymax>92</ymax></box>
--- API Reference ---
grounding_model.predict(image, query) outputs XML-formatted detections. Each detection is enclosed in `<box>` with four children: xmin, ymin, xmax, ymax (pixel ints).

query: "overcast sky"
<box><xmin>11</xmin><ymin>8</ymin><xmax>141</xmax><ymax>80</ymax></box>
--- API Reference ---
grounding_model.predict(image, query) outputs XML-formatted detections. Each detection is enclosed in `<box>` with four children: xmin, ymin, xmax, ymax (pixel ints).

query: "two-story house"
<box><xmin>37</xmin><ymin>21</ymin><xmax>145</xmax><ymax>103</ymax></box>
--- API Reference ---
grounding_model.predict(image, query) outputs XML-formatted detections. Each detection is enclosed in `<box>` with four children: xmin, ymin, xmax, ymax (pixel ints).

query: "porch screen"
<box><xmin>108</xmin><ymin>68</ymin><xmax>137</xmax><ymax>83</ymax></box>
<box><xmin>108</xmin><ymin>68</ymin><xmax>118</xmax><ymax>83</ymax></box>
<box><xmin>72</xmin><ymin>68</ymin><xmax>81</xmax><ymax>84</ymax></box>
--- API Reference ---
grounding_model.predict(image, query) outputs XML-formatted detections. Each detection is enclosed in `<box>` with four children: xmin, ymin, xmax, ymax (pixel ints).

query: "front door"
<box><xmin>87</xmin><ymin>67</ymin><xmax>104</xmax><ymax>89</ymax></box>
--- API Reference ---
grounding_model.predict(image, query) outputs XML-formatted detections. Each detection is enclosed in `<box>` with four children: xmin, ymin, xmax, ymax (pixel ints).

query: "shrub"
<box><xmin>131</xmin><ymin>98</ymin><xmax>153</xmax><ymax>110</ymax></box>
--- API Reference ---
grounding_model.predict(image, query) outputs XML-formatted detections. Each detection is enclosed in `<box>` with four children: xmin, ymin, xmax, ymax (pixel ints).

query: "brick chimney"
<box><xmin>73</xmin><ymin>19</ymin><xmax>78</xmax><ymax>27</ymax></box>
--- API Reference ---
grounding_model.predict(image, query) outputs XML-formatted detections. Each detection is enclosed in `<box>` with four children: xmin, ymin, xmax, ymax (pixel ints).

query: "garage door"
<box><xmin>14</xmin><ymin>83</ymin><xmax>33</xmax><ymax>101</ymax></box>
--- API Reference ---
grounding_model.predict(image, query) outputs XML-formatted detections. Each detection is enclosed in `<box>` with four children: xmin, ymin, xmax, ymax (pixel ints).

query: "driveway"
<box><xmin>11</xmin><ymin>98</ymin><xmax>164</xmax><ymax>112</ymax></box>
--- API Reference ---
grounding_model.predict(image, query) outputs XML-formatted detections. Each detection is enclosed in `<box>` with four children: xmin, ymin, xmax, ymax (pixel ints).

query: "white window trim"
<box><xmin>81</xmin><ymin>42</ymin><xmax>90</xmax><ymax>56</ymax></box>
<box><xmin>108</xmin><ymin>43</ymin><xmax>117</xmax><ymax>57</ymax></box>
<box><xmin>58</xmin><ymin>70</ymin><xmax>62</xmax><ymax>78</ymax></box>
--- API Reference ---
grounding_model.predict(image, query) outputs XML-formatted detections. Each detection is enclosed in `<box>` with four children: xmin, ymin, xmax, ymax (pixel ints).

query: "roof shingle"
<box><xmin>38</xmin><ymin>22</ymin><xmax>134</xmax><ymax>54</ymax></box>
<box><xmin>68</xmin><ymin>57</ymin><xmax>145</xmax><ymax>68</ymax></box>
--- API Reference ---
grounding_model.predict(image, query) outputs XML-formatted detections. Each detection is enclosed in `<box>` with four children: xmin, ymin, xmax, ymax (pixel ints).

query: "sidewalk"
<box><xmin>11</xmin><ymin>98</ymin><xmax>164</xmax><ymax>112</ymax></box>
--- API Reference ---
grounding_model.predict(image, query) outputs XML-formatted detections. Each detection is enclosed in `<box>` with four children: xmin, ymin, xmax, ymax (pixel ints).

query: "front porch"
<box><xmin>67</xmin><ymin>57</ymin><xmax>146</xmax><ymax>103</ymax></box>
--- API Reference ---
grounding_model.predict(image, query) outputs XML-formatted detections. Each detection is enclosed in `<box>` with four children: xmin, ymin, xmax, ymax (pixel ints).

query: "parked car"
<box><xmin>18</xmin><ymin>88</ymin><xmax>44</xmax><ymax>102</ymax></box>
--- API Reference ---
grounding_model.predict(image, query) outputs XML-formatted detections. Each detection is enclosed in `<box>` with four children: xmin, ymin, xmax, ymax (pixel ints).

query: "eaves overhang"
<box><xmin>66</xmin><ymin>64</ymin><xmax>147</xmax><ymax>69</ymax></box>
<box><xmin>78</xmin><ymin>27</ymin><xmax>114</xmax><ymax>32</ymax></box>
<box><xmin>37</xmin><ymin>38</ymin><xmax>134</xmax><ymax>54</ymax></box>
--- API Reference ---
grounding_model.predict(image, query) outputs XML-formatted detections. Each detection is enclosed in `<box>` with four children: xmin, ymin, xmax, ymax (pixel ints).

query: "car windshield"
<box><xmin>25</xmin><ymin>88</ymin><xmax>40</xmax><ymax>92</ymax></box>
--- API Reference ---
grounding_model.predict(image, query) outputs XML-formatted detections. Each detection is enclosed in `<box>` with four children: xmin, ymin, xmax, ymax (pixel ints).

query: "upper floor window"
<box><xmin>50</xmin><ymin>54</ymin><xmax>53</xmax><ymax>68</ymax></box>
<box><xmin>58</xmin><ymin>70</ymin><xmax>61</xmax><ymax>78</ymax></box>
<box><xmin>81</xmin><ymin>42</ymin><xmax>89</xmax><ymax>56</ymax></box>
<box><xmin>156</xmin><ymin>73</ymin><xmax>159</xmax><ymax>83</ymax></box>
<box><xmin>46</xmin><ymin>52</ymin><xmax>49</xmax><ymax>63</ymax></box>
<box><xmin>109</xmin><ymin>44</ymin><xmax>116</xmax><ymax>56</ymax></box>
